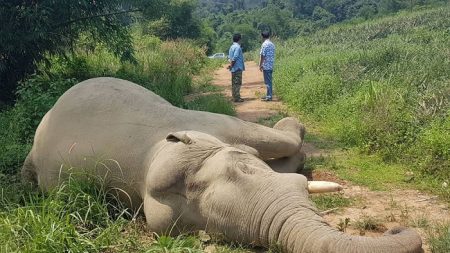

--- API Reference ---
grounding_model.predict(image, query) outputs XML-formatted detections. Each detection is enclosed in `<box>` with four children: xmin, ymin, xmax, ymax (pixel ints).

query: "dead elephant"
<box><xmin>22</xmin><ymin>77</ymin><xmax>422</xmax><ymax>253</ymax></box>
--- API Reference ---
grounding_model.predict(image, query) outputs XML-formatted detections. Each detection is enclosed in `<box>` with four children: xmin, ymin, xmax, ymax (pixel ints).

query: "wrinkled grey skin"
<box><xmin>22</xmin><ymin>78</ymin><xmax>422</xmax><ymax>253</ymax></box>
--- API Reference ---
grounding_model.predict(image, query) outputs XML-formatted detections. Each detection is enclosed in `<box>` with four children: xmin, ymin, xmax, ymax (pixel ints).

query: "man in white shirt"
<box><xmin>259</xmin><ymin>31</ymin><xmax>275</xmax><ymax>102</ymax></box>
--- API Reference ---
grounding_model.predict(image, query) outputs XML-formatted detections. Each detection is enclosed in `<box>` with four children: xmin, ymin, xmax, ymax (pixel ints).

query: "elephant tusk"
<box><xmin>308</xmin><ymin>181</ymin><xmax>343</xmax><ymax>193</ymax></box>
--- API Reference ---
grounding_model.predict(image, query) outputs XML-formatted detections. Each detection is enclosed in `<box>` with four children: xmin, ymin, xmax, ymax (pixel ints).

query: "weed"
<box><xmin>410</xmin><ymin>214</ymin><xmax>430</xmax><ymax>229</ymax></box>
<box><xmin>257</xmin><ymin>113</ymin><xmax>288</xmax><ymax>127</ymax></box>
<box><xmin>354</xmin><ymin>214</ymin><xmax>386</xmax><ymax>234</ymax></box>
<box><xmin>311</xmin><ymin>193</ymin><xmax>352</xmax><ymax>211</ymax></box>
<box><xmin>427</xmin><ymin>223</ymin><xmax>450</xmax><ymax>253</ymax></box>
<box><xmin>146</xmin><ymin>234</ymin><xmax>202</xmax><ymax>253</ymax></box>
<box><xmin>185</xmin><ymin>94</ymin><xmax>236</xmax><ymax>116</ymax></box>
<box><xmin>337</xmin><ymin>218</ymin><xmax>351</xmax><ymax>232</ymax></box>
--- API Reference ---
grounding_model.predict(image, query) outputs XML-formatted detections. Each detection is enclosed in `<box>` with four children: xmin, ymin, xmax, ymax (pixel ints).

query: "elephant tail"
<box><xmin>21</xmin><ymin>152</ymin><xmax>38</xmax><ymax>186</ymax></box>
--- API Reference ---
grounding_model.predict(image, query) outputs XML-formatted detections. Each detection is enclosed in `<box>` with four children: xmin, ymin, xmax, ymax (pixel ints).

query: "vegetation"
<box><xmin>0</xmin><ymin>0</ymin><xmax>211</xmax><ymax>105</ymax></box>
<box><xmin>311</xmin><ymin>193</ymin><xmax>353</xmax><ymax>211</ymax></box>
<box><xmin>0</xmin><ymin>175</ymin><xmax>139</xmax><ymax>252</ymax></box>
<box><xmin>275</xmin><ymin>6</ymin><xmax>450</xmax><ymax>186</ymax></box>
<box><xmin>197</xmin><ymin>0</ymin><xmax>447</xmax><ymax>52</ymax></box>
<box><xmin>428</xmin><ymin>223</ymin><xmax>450</xmax><ymax>253</ymax></box>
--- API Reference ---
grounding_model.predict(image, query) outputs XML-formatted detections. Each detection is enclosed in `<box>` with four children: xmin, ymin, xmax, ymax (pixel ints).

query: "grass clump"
<box><xmin>428</xmin><ymin>223</ymin><xmax>450</xmax><ymax>253</ymax></box>
<box><xmin>311</xmin><ymin>193</ymin><xmax>352</xmax><ymax>211</ymax></box>
<box><xmin>354</xmin><ymin>214</ymin><xmax>386</xmax><ymax>234</ymax></box>
<box><xmin>257</xmin><ymin>113</ymin><xmax>288</xmax><ymax>127</ymax></box>
<box><xmin>147</xmin><ymin>234</ymin><xmax>202</xmax><ymax>253</ymax></box>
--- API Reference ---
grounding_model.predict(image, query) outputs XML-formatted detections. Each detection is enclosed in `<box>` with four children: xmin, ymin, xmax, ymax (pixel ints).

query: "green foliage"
<box><xmin>428</xmin><ymin>223</ymin><xmax>450</xmax><ymax>253</ymax></box>
<box><xmin>197</xmin><ymin>0</ymin><xmax>447</xmax><ymax>52</ymax></box>
<box><xmin>0</xmin><ymin>0</ymin><xmax>137</xmax><ymax>105</ymax></box>
<box><xmin>143</xmin><ymin>0</ymin><xmax>202</xmax><ymax>40</ymax></box>
<box><xmin>0</xmin><ymin>77</ymin><xmax>78</xmax><ymax>174</ymax></box>
<box><xmin>311</xmin><ymin>193</ymin><xmax>352</xmax><ymax>211</ymax></box>
<box><xmin>0</xmin><ymin>33</ymin><xmax>210</xmax><ymax>176</ymax></box>
<box><xmin>0</xmin><ymin>175</ymin><xmax>137</xmax><ymax>252</ymax></box>
<box><xmin>185</xmin><ymin>94</ymin><xmax>236</xmax><ymax>116</ymax></box>
<box><xmin>276</xmin><ymin>6</ymin><xmax>450</xmax><ymax>179</ymax></box>
<box><xmin>0</xmin><ymin>0</ymin><xmax>210</xmax><ymax>105</ymax></box>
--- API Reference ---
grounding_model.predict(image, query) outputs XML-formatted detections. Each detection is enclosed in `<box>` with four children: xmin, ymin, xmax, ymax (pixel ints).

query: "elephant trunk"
<box><xmin>262</xmin><ymin>202</ymin><xmax>423</xmax><ymax>253</ymax></box>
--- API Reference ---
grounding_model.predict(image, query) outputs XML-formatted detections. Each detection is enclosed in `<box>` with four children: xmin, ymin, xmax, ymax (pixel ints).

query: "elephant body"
<box><xmin>22</xmin><ymin>77</ymin><xmax>422</xmax><ymax>253</ymax></box>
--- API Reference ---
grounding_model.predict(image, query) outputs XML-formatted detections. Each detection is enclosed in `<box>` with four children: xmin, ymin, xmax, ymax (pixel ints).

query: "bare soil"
<box><xmin>211</xmin><ymin>61</ymin><xmax>450</xmax><ymax>253</ymax></box>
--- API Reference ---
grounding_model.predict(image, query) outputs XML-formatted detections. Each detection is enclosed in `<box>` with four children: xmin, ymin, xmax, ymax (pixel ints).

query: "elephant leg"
<box><xmin>200</xmin><ymin>115</ymin><xmax>305</xmax><ymax>160</ymax></box>
<box><xmin>21</xmin><ymin>152</ymin><xmax>38</xmax><ymax>185</ymax></box>
<box><xmin>265</xmin><ymin>149</ymin><xmax>306</xmax><ymax>174</ymax></box>
<box><xmin>265</xmin><ymin>118</ymin><xmax>306</xmax><ymax>173</ymax></box>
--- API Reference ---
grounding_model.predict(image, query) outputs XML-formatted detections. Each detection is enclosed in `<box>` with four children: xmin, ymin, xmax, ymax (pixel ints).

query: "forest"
<box><xmin>0</xmin><ymin>0</ymin><xmax>449</xmax><ymax>252</ymax></box>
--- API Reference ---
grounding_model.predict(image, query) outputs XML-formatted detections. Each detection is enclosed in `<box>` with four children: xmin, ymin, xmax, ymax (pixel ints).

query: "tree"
<box><xmin>0</xmin><ymin>0</ymin><xmax>169</xmax><ymax>105</ymax></box>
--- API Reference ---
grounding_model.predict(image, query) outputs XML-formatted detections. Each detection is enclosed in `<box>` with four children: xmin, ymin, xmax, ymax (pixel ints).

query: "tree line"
<box><xmin>197</xmin><ymin>0</ymin><xmax>446</xmax><ymax>52</ymax></box>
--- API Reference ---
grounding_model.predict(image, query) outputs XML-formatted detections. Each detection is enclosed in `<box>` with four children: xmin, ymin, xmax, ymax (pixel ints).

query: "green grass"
<box><xmin>147</xmin><ymin>234</ymin><xmax>202</xmax><ymax>253</ymax></box>
<box><xmin>0</xmin><ymin>175</ymin><xmax>139</xmax><ymax>252</ymax></box>
<box><xmin>256</xmin><ymin>113</ymin><xmax>288</xmax><ymax>127</ymax></box>
<box><xmin>276</xmin><ymin>6</ymin><xmax>450</xmax><ymax>183</ymax></box>
<box><xmin>311</xmin><ymin>193</ymin><xmax>353</xmax><ymax>211</ymax></box>
<box><xmin>332</xmin><ymin>151</ymin><xmax>407</xmax><ymax>191</ymax></box>
<box><xmin>428</xmin><ymin>223</ymin><xmax>450</xmax><ymax>253</ymax></box>
<box><xmin>185</xmin><ymin>94</ymin><xmax>236</xmax><ymax>116</ymax></box>
<box><xmin>353</xmin><ymin>214</ymin><xmax>386</xmax><ymax>233</ymax></box>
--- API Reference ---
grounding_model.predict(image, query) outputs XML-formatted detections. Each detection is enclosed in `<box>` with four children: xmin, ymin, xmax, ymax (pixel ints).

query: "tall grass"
<box><xmin>275</xmin><ymin>6</ymin><xmax>450</xmax><ymax>180</ymax></box>
<box><xmin>0</xmin><ymin>175</ymin><xmax>139</xmax><ymax>252</ymax></box>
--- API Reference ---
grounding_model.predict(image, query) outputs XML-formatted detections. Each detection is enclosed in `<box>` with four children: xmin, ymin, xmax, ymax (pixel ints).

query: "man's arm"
<box><xmin>228</xmin><ymin>46</ymin><xmax>239</xmax><ymax>70</ymax></box>
<box><xmin>259</xmin><ymin>44</ymin><xmax>266</xmax><ymax>71</ymax></box>
<box><xmin>259</xmin><ymin>55</ymin><xmax>265</xmax><ymax>71</ymax></box>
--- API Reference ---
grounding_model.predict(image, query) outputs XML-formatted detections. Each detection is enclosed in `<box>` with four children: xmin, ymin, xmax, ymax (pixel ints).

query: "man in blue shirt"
<box><xmin>259</xmin><ymin>31</ymin><xmax>275</xmax><ymax>101</ymax></box>
<box><xmin>227</xmin><ymin>33</ymin><xmax>245</xmax><ymax>102</ymax></box>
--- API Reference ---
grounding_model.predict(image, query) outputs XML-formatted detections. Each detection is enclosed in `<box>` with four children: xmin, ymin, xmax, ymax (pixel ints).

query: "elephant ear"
<box><xmin>166</xmin><ymin>132</ymin><xmax>192</xmax><ymax>144</ymax></box>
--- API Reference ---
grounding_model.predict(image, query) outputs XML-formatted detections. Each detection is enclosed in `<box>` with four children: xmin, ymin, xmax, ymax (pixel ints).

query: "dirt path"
<box><xmin>211</xmin><ymin>61</ymin><xmax>450</xmax><ymax>253</ymax></box>
<box><xmin>212</xmin><ymin>61</ymin><xmax>283</xmax><ymax>122</ymax></box>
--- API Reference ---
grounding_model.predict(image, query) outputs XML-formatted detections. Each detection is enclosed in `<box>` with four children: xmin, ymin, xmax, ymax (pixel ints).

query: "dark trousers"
<box><xmin>232</xmin><ymin>71</ymin><xmax>242</xmax><ymax>100</ymax></box>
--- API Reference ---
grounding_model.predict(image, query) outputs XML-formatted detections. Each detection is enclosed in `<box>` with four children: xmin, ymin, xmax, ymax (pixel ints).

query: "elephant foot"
<box><xmin>273</xmin><ymin>117</ymin><xmax>305</xmax><ymax>141</ymax></box>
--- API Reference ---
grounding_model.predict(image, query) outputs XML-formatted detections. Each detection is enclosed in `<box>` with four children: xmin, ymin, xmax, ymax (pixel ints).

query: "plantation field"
<box><xmin>275</xmin><ymin>6</ymin><xmax>450</xmax><ymax>196</ymax></box>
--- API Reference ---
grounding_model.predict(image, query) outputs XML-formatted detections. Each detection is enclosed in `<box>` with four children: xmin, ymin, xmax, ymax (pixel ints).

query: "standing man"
<box><xmin>259</xmin><ymin>31</ymin><xmax>275</xmax><ymax>101</ymax></box>
<box><xmin>227</xmin><ymin>33</ymin><xmax>245</xmax><ymax>102</ymax></box>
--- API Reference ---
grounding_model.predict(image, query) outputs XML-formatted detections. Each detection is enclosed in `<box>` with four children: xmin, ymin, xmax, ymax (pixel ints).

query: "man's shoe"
<box><xmin>234</xmin><ymin>98</ymin><xmax>244</xmax><ymax>102</ymax></box>
<box><xmin>261</xmin><ymin>97</ymin><xmax>272</xmax><ymax>101</ymax></box>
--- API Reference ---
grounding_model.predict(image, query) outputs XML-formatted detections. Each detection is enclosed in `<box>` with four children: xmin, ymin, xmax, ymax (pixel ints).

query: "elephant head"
<box><xmin>144</xmin><ymin>131</ymin><xmax>422</xmax><ymax>253</ymax></box>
